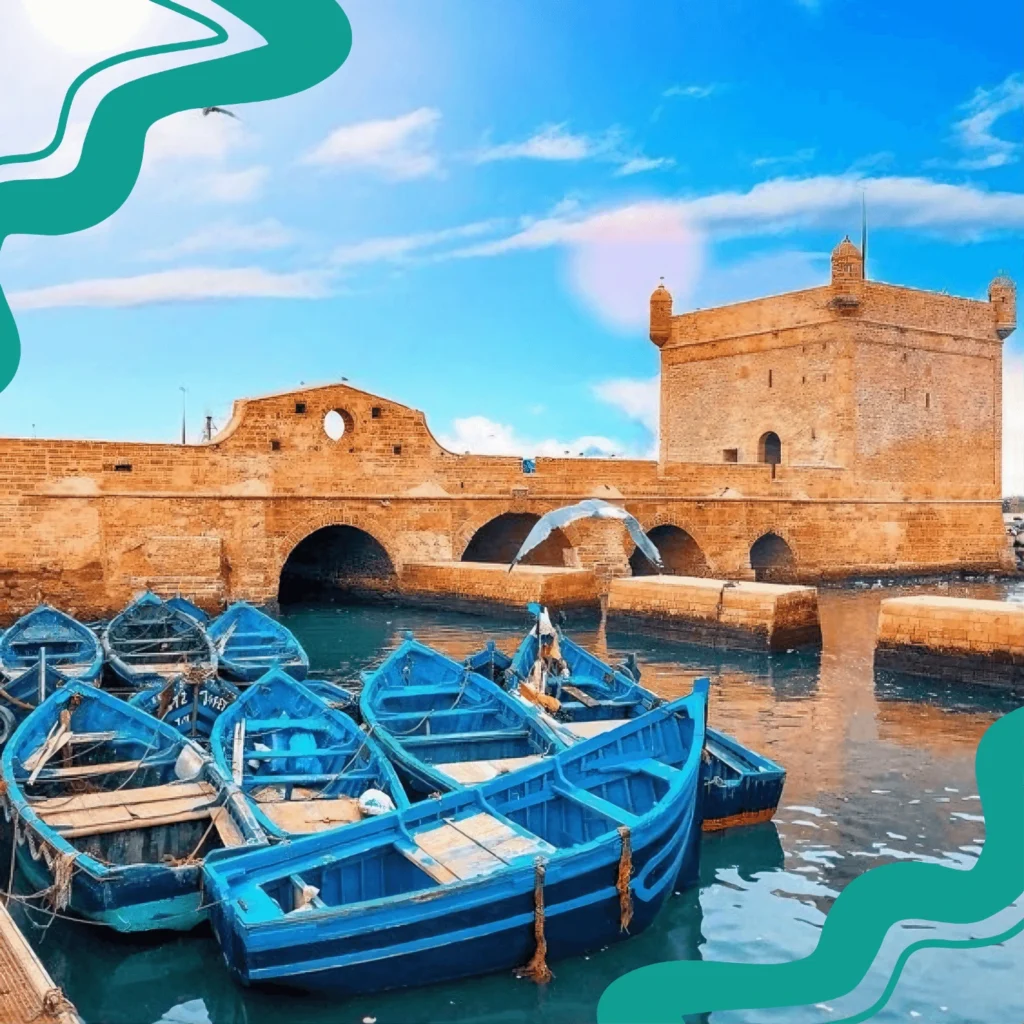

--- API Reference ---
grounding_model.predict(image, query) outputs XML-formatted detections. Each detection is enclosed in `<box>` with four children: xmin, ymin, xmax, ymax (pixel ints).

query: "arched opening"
<box><xmin>750</xmin><ymin>532</ymin><xmax>795</xmax><ymax>583</ymax></box>
<box><xmin>758</xmin><ymin>431</ymin><xmax>782</xmax><ymax>465</ymax></box>
<box><xmin>462</xmin><ymin>512</ymin><xmax>573</xmax><ymax>567</ymax></box>
<box><xmin>630</xmin><ymin>524</ymin><xmax>710</xmax><ymax>577</ymax></box>
<box><xmin>279</xmin><ymin>525</ymin><xmax>397</xmax><ymax>604</ymax></box>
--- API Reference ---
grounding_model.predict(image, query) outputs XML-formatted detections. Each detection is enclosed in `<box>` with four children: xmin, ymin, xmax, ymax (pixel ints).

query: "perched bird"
<box><xmin>202</xmin><ymin>106</ymin><xmax>238</xmax><ymax>119</ymax></box>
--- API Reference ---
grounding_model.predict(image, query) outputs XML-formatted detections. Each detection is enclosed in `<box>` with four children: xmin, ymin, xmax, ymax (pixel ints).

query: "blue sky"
<box><xmin>0</xmin><ymin>0</ymin><xmax>1022</xmax><ymax>486</ymax></box>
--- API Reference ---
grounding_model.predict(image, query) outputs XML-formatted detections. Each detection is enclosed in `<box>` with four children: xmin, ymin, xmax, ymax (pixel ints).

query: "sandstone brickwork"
<box><xmin>876</xmin><ymin>594</ymin><xmax>1024</xmax><ymax>687</ymax></box>
<box><xmin>607</xmin><ymin>576</ymin><xmax>821</xmax><ymax>651</ymax></box>
<box><xmin>0</xmin><ymin>239</ymin><xmax>1014</xmax><ymax>622</ymax></box>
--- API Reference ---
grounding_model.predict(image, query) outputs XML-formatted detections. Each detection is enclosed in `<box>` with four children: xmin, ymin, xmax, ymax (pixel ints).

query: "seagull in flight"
<box><xmin>202</xmin><ymin>106</ymin><xmax>238</xmax><ymax>119</ymax></box>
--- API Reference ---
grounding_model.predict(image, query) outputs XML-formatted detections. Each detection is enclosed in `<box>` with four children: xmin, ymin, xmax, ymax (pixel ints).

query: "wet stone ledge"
<box><xmin>876</xmin><ymin>594</ymin><xmax>1024</xmax><ymax>689</ymax></box>
<box><xmin>607</xmin><ymin>576</ymin><xmax>822</xmax><ymax>652</ymax></box>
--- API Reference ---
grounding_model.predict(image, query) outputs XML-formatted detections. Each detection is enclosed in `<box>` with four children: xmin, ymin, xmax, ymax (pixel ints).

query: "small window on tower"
<box><xmin>294</xmin><ymin>402</ymin><xmax>306</xmax><ymax>414</ymax></box>
<box><xmin>925</xmin><ymin>392</ymin><xmax>931</xmax><ymax>410</ymax></box>
<box><xmin>271</xmin><ymin>439</ymin><xmax>281</xmax><ymax>451</ymax></box>
<box><xmin>723</xmin><ymin>448</ymin><xmax>738</xmax><ymax>463</ymax></box>
<box><xmin>371</xmin><ymin>407</ymin><xmax>382</xmax><ymax>419</ymax></box>
<box><xmin>768</xmin><ymin>369</ymin><xmax>773</xmax><ymax>388</ymax></box>
<box><xmin>393</xmin><ymin>444</ymin><xmax>402</xmax><ymax>455</ymax></box>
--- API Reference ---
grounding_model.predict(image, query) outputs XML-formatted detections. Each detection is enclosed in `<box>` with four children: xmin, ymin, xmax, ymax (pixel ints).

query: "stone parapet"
<box><xmin>607</xmin><ymin>576</ymin><xmax>821</xmax><ymax>651</ymax></box>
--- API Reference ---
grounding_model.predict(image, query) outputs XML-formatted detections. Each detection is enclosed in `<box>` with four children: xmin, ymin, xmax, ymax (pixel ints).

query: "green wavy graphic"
<box><xmin>0</xmin><ymin>0</ymin><xmax>353</xmax><ymax>393</ymax></box>
<box><xmin>597</xmin><ymin>705</ymin><xmax>1024</xmax><ymax>1022</ymax></box>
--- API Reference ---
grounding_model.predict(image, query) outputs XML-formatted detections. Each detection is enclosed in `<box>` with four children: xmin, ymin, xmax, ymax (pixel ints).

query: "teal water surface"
<box><xmin>7</xmin><ymin>581</ymin><xmax>1024</xmax><ymax>1024</ymax></box>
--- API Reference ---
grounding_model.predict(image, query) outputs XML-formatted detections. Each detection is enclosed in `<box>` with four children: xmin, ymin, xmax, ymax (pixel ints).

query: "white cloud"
<box><xmin>8</xmin><ymin>266</ymin><xmax>331</xmax><ymax>310</ymax></box>
<box><xmin>663</xmin><ymin>84</ymin><xmax>716</xmax><ymax>99</ymax></box>
<box><xmin>752</xmin><ymin>147</ymin><xmax>816</xmax><ymax>169</ymax></box>
<box><xmin>614</xmin><ymin>156</ymin><xmax>675</xmax><ymax>176</ymax></box>
<box><xmin>331</xmin><ymin>220</ymin><xmax>502</xmax><ymax>267</ymax></box>
<box><xmin>593</xmin><ymin>377</ymin><xmax>659</xmax><ymax>437</ymax></box>
<box><xmin>142</xmin><ymin>219</ymin><xmax>299</xmax><ymax>260</ymax></box>
<box><xmin>1005</xmin><ymin>352</ymin><xmax>1024</xmax><ymax>496</ymax></box>
<box><xmin>952</xmin><ymin>73</ymin><xmax>1024</xmax><ymax>169</ymax></box>
<box><xmin>437</xmin><ymin>415</ymin><xmax>626</xmax><ymax>459</ymax></box>
<box><xmin>199</xmin><ymin>165</ymin><xmax>269</xmax><ymax>203</ymax></box>
<box><xmin>474</xmin><ymin>124</ymin><xmax>616</xmax><ymax>164</ymax></box>
<box><xmin>693</xmin><ymin>249</ymin><xmax>830</xmax><ymax>308</ymax></box>
<box><xmin>301</xmin><ymin>108</ymin><xmax>442</xmax><ymax>180</ymax></box>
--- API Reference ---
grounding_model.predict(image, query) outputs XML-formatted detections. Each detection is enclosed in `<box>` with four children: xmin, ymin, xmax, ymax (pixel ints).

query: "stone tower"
<box><xmin>989</xmin><ymin>275</ymin><xmax>1017</xmax><ymax>339</ymax></box>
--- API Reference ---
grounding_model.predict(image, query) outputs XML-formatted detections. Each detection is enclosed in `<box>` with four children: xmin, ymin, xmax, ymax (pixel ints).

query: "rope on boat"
<box><xmin>46</xmin><ymin>846</ymin><xmax>75</xmax><ymax>911</ymax></box>
<box><xmin>27</xmin><ymin>987</ymin><xmax>76</xmax><ymax>1023</ymax></box>
<box><xmin>516</xmin><ymin>858</ymin><xmax>553</xmax><ymax>984</ymax></box>
<box><xmin>518</xmin><ymin>683</ymin><xmax>560</xmax><ymax>715</ymax></box>
<box><xmin>0</xmin><ymin>684</ymin><xmax>35</xmax><ymax>712</ymax></box>
<box><xmin>616</xmin><ymin>825</ymin><xmax>634</xmax><ymax>933</ymax></box>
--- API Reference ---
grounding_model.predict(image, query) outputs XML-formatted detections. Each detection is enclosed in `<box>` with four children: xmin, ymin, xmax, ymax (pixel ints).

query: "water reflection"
<box><xmin>7</xmin><ymin>581</ymin><xmax>1022</xmax><ymax>1024</ymax></box>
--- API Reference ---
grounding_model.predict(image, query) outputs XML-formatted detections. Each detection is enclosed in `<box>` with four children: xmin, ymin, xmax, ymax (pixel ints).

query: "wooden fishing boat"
<box><xmin>0</xmin><ymin>658</ymin><xmax>72</xmax><ymax>747</ymax></box>
<box><xmin>129</xmin><ymin>674</ymin><xmax>241</xmax><ymax>742</ymax></box>
<box><xmin>463</xmin><ymin>640</ymin><xmax>512</xmax><ymax>684</ymax></box>
<box><xmin>0</xmin><ymin>682</ymin><xmax>267</xmax><ymax>932</ymax></box>
<box><xmin>103</xmin><ymin>592</ymin><xmax>217</xmax><ymax>688</ymax></box>
<box><xmin>203</xmin><ymin>680</ymin><xmax>709</xmax><ymax>995</ymax></box>
<box><xmin>210</xmin><ymin>669</ymin><xmax>407</xmax><ymax>840</ymax></box>
<box><xmin>359</xmin><ymin>633</ymin><xmax>563</xmax><ymax>795</ymax></box>
<box><xmin>207</xmin><ymin>602</ymin><xmax>308</xmax><ymax>683</ymax></box>
<box><xmin>166</xmin><ymin>595</ymin><xmax>210</xmax><ymax>624</ymax></box>
<box><xmin>507</xmin><ymin>624</ymin><xmax>786</xmax><ymax>831</ymax></box>
<box><xmin>0</xmin><ymin>604</ymin><xmax>103</xmax><ymax>684</ymax></box>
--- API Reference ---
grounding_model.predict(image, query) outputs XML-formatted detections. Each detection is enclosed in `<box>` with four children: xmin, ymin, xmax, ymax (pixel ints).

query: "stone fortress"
<box><xmin>0</xmin><ymin>238</ymin><xmax>1016</xmax><ymax>621</ymax></box>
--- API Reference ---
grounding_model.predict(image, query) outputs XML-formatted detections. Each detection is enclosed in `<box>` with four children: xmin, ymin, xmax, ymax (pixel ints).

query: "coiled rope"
<box><xmin>616</xmin><ymin>825</ymin><xmax>634</xmax><ymax>932</ymax></box>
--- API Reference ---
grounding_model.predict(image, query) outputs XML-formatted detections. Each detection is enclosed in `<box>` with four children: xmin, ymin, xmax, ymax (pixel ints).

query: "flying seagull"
<box><xmin>202</xmin><ymin>106</ymin><xmax>238</xmax><ymax>119</ymax></box>
<box><xmin>509</xmin><ymin>498</ymin><xmax>663</xmax><ymax>572</ymax></box>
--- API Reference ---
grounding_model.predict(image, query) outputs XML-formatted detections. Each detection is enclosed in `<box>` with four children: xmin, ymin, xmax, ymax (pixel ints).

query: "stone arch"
<box><xmin>749</xmin><ymin>531</ymin><xmax>796</xmax><ymax>582</ymax></box>
<box><xmin>461</xmin><ymin>511</ymin><xmax>573</xmax><ymax>567</ymax></box>
<box><xmin>758</xmin><ymin>431</ymin><xmax>782</xmax><ymax>465</ymax></box>
<box><xmin>277</xmin><ymin>515</ymin><xmax>400</xmax><ymax>604</ymax></box>
<box><xmin>630</xmin><ymin>523</ymin><xmax>711</xmax><ymax>577</ymax></box>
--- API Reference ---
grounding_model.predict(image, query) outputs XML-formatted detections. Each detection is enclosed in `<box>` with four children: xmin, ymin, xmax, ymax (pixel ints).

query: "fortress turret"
<box><xmin>989</xmin><ymin>275</ymin><xmax>1016</xmax><ymax>339</ymax></box>
<box><xmin>649</xmin><ymin>281</ymin><xmax>673</xmax><ymax>347</ymax></box>
<box><xmin>831</xmin><ymin>236</ymin><xmax>864</xmax><ymax>285</ymax></box>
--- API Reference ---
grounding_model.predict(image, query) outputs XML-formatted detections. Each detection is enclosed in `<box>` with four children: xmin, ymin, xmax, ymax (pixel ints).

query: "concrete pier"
<box><xmin>876</xmin><ymin>595</ymin><xmax>1024</xmax><ymax>687</ymax></box>
<box><xmin>0</xmin><ymin>902</ymin><xmax>78</xmax><ymax>1024</ymax></box>
<box><xmin>607</xmin><ymin>576</ymin><xmax>821</xmax><ymax>651</ymax></box>
<box><xmin>399</xmin><ymin>562</ymin><xmax>599</xmax><ymax>617</ymax></box>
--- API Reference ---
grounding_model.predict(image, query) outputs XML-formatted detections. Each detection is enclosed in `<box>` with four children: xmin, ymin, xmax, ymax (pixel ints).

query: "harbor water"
<box><xmin>5</xmin><ymin>581</ymin><xmax>1024</xmax><ymax>1024</ymax></box>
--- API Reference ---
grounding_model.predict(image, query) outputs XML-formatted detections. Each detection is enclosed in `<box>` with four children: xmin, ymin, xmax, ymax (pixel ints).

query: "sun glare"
<box><xmin>22</xmin><ymin>0</ymin><xmax>153</xmax><ymax>55</ymax></box>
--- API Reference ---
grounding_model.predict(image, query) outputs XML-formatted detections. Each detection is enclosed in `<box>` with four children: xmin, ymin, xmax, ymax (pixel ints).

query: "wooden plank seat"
<box><xmin>27</xmin><ymin>759</ymin><xmax>176</xmax><ymax>782</ymax></box>
<box><xmin>31</xmin><ymin>781</ymin><xmax>219</xmax><ymax>838</ymax></box>
<box><xmin>261</xmin><ymin>796</ymin><xmax>364</xmax><ymax>834</ymax></box>
<box><xmin>401</xmin><ymin>728</ymin><xmax>528</xmax><ymax>747</ymax></box>
<box><xmin>241</xmin><ymin>748</ymin><xmax>354</xmax><ymax>762</ymax></box>
<box><xmin>553</xmin><ymin>784</ymin><xmax>641</xmax><ymax>827</ymax></box>
<box><xmin>243</xmin><ymin>719</ymin><xmax>333</xmax><ymax>734</ymax></box>
<box><xmin>432</xmin><ymin>754</ymin><xmax>543</xmax><ymax>785</ymax></box>
<box><xmin>564</xmin><ymin>719</ymin><xmax>629</xmax><ymax>741</ymax></box>
<box><xmin>560</xmin><ymin>684</ymin><xmax>601</xmax><ymax>708</ymax></box>
<box><xmin>411</xmin><ymin>812</ymin><xmax>553</xmax><ymax>882</ymax></box>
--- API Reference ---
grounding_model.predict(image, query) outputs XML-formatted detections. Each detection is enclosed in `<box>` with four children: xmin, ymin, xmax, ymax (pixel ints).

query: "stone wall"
<box><xmin>875</xmin><ymin>594</ymin><xmax>1024</xmax><ymax>687</ymax></box>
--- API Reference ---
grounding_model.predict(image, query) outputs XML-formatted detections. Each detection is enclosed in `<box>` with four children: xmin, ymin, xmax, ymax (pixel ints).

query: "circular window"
<box><xmin>323</xmin><ymin>409</ymin><xmax>349</xmax><ymax>442</ymax></box>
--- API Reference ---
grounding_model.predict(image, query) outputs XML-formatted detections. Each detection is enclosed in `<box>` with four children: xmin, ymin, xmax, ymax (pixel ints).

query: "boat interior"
<box><xmin>14</xmin><ymin>698</ymin><xmax>246</xmax><ymax>867</ymax></box>
<box><xmin>107</xmin><ymin>604</ymin><xmax>212</xmax><ymax>677</ymax></box>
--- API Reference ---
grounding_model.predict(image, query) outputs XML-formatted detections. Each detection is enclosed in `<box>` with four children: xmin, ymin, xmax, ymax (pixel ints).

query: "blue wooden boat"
<box><xmin>0</xmin><ymin>682</ymin><xmax>267</xmax><ymax>932</ymax></box>
<box><xmin>208</xmin><ymin>602</ymin><xmax>308</xmax><ymax>683</ymax></box>
<box><xmin>0</xmin><ymin>658</ymin><xmax>72</xmax><ymax>747</ymax></box>
<box><xmin>210</xmin><ymin>669</ymin><xmax>407</xmax><ymax>840</ymax></box>
<box><xmin>129</xmin><ymin>674</ymin><xmax>241</xmax><ymax>741</ymax></box>
<box><xmin>0</xmin><ymin>604</ymin><xmax>103</xmax><ymax>684</ymax></box>
<box><xmin>103</xmin><ymin>591</ymin><xmax>217</xmax><ymax>688</ymax></box>
<box><xmin>507</xmin><ymin>623</ymin><xmax>786</xmax><ymax>832</ymax></box>
<box><xmin>203</xmin><ymin>680</ymin><xmax>709</xmax><ymax>995</ymax></box>
<box><xmin>166</xmin><ymin>595</ymin><xmax>210</xmax><ymax>624</ymax></box>
<box><xmin>463</xmin><ymin>640</ymin><xmax>513</xmax><ymax>684</ymax></box>
<box><xmin>360</xmin><ymin>634</ymin><xmax>563</xmax><ymax>795</ymax></box>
